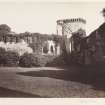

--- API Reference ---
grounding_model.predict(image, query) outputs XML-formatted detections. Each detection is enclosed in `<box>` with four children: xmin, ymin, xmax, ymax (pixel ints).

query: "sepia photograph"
<box><xmin>0</xmin><ymin>1</ymin><xmax>105</xmax><ymax>99</ymax></box>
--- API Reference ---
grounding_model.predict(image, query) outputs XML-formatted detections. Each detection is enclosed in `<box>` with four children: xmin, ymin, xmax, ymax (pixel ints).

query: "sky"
<box><xmin>0</xmin><ymin>2</ymin><xmax>105</xmax><ymax>35</ymax></box>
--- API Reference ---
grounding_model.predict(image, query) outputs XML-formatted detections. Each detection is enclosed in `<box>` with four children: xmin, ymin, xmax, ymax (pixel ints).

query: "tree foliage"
<box><xmin>0</xmin><ymin>48</ymin><xmax>19</xmax><ymax>66</ymax></box>
<box><xmin>0</xmin><ymin>24</ymin><xmax>11</xmax><ymax>34</ymax></box>
<box><xmin>0</xmin><ymin>41</ymin><xmax>33</xmax><ymax>56</ymax></box>
<box><xmin>19</xmin><ymin>53</ymin><xmax>37</xmax><ymax>67</ymax></box>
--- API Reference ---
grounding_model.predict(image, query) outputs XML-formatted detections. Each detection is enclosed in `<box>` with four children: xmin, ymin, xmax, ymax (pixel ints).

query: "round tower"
<box><xmin>56</xmin><ymin>18</ymin><xmax>86</xmax><ymax>54</ymax></box>
<box><xmin>56</xmin><ymin>18</ymin><xmax>86</xmax><ymax>38</ymax></box>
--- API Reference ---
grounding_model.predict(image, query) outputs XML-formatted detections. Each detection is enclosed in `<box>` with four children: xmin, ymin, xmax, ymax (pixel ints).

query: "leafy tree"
<box><xmin>0</xmin><ymin>47</ymin><xmax>6</xmax><ymax>65</ymax></box>
<box><xmin>4</xmin><ymin>51</ymin><xmax>19</xmax><ymax>66</ymax></box>
<box><xmin>77</xmin><ymin>28</ymin><xmax>86</xmax><ymax>37</ymax></box>
<box><xmin>0</xmin><ymin>24</ymin><xmax>11</xmax><ymax>34</ymax></box>
<box><xmin>19</xmin><ymin>53</ymin><xmax>41</xmax><ymax>67</ymax></box>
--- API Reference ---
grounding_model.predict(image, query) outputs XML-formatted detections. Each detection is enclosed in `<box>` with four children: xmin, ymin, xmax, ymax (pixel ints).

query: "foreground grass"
<box><xmin>0</xmin><ymin>87</ymin><xmax>42</xmax><ymax>97</ymax></box>
<box><xmin>0</xmin><ymin>65</ymin><xmax>105</xmax><ymax>97</ymax></box>
<box><xmin>18</xmin><ymin>64</ymin><xmax>105</xmax><ymax>91</ymax></box>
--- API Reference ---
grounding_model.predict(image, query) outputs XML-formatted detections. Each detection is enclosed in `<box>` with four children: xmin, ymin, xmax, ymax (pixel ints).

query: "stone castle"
<box><xmin>0</xmin><ymin>17</ymin><xmax>105</xmax><ymax>65</ymax></box>
<box><xmin>0</xmin><ymin>18</ymin><xmax>86</xmax><ymax>57</ymax></box>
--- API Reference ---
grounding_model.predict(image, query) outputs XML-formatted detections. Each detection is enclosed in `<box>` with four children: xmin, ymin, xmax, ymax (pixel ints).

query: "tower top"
<box><xmin>57</xmin><ymin>18</ymin><xmax>86</xmax><ymax>25</ymax></box>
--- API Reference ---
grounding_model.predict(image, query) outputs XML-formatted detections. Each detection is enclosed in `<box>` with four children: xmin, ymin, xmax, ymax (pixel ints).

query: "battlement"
<box><xmin>57</xmin><ymin>18</ymin><xmax>86</xmax><ymax>25</ymax></box>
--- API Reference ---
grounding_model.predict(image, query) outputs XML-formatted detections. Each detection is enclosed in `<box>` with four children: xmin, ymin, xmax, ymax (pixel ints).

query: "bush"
<box><xmin>0</xmin><ymin>48</ymin><xmax>20</xmax><ymax>66</ymax></box>
<box><xmin>4</xmin><ymin>51</ymin><xmax>20</xmax><ymax>66</ymax></box>
<box><xmin>46</xmin><ymin>55</ymin><xmax>66</xmax><ymax>67</ymax></box>
<box><xmin>0</xmin><ymin>41</ymin><xmax>33</xmax><ymax>56</ymax></box>
<box><xmin>19</xmin><ymin>53</ymin><xmax>39</xmax><ymax>67</ymax></box>
<box><xmin>34</xmin><ymin>54</ymin><xmax>48</xmax><ymax>67</ymax></box>
<box><xmin>0</xmin><ymin>47</ymin><xmax>6</xmax><ymax>65</ymax></box>
<box><xmin>19</xmin><ymin>53</ymin><xmax>50</xmax><ymax>67</ymax></box>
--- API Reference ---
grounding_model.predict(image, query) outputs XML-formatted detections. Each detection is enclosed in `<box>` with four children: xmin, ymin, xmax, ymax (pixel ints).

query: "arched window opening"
<box><xmin>50</xmin><ymin>45</ymin><xmax>54</xmax><ymax>53</ymax></box>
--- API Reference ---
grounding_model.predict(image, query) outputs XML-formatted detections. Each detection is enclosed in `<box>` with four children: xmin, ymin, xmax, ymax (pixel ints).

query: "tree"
<box><xmin>77</xmin><ymin>28</ymin><xmax>86</xmax><ymax>37</ymax></box>
<box><xmin>0</xmin><ymin>24</ymin><xmax>11</xmax><ymax>34</ymax></box>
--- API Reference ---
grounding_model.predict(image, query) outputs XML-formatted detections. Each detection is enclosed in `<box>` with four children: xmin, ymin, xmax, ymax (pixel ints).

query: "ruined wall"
<box><xmin>0</xmin><ymin>33</ymin><xmax>62</xmax><ymax>56</ymax></box>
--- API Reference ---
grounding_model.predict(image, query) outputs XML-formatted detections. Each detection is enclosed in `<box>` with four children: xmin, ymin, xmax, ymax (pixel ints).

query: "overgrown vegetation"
<box><xmin>19</xmin><ymin>53</ymin><xmax>55</xmax><ymax>67</ymax></box>
<box><xmin>0</xmin><ymin>47</ymin><xmax>19</xmax><ymax>66</ymax></box>
<box><xmin>0</xmin><ymin>41</ymin><xmax>33</xmax><ymax>56</ymax></box>
<box><xmin>4</xmin><ymin>51</ymin><xmax>19</xmax><ymax>66</ymax></box>
<box><xmin>19</xmin><ymin>53</ymin><xmax>38</xmax><ymax>67</ymax></box>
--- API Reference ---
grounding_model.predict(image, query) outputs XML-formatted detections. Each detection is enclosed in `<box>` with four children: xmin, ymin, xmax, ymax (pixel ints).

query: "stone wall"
<box><xmin>0</xmin><ymin>32</ymin><xmax>62</xmax><ymax>56</ymax></box>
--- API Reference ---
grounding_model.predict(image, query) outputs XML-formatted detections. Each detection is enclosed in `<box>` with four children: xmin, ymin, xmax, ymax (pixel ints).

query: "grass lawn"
<box><xmin>0</xmin><ymin>87</ymin><xmax>42</xmax><ymax>97</ymax></box>
<box><xmin>0</xmin><ymin>65</ymin><xmax>105</xmax><ymax>97</ymax></box>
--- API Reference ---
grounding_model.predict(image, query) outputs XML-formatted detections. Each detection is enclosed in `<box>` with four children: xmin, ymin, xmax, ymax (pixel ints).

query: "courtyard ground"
<box><xmin>0</xmin><ymin>66</ymin><xmax>105</xmax><ymax>97</ymax></box>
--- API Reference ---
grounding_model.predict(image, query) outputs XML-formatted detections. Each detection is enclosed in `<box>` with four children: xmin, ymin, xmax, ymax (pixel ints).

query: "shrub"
<box><xmin>19</xmin><ymin>53</ymin><xmax>38</xmax><ymax>67</ymax></box>
<box><xmin>0</xmin><ymin>47</ymin><xmax>6</xmax><ymax>65</ymax></box>
<box><xmin>34</xmin><ymin>54</ymin><xmax>48</xmax><ymax>67</ymax></box>
<box><xmin>11</xmin><ymin>41</ymin><xmax>33</xmax><ymax>56</ymax></box>
<box><xmin>4</xmin><ymin>51</ymin><xmax>20</xmax><ymax>66</ymax></box>
<box><xmin>0</xmin><ymin>48</ymin><xmax>20</xmax><ymax>66</ymax></box>
<box><xmin>46</xmin><ymin>55</ymin><xmax>66</xmax><ymax>67</ymax></box>
<box><xmin>0</xmin><ymin>41</ymin><xmax>33</xmax><ymax>56</ymax></box>
<box><xmin>19</xmin><ymin>53</ymin><xmax>50</xmax><ymax>67</ymax></box>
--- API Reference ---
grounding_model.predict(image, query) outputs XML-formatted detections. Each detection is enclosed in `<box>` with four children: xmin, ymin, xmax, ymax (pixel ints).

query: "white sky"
<box><xmin>0</xmin><ymin>2</ymin><xmax>105</xmax><ymax>35</ymax></box>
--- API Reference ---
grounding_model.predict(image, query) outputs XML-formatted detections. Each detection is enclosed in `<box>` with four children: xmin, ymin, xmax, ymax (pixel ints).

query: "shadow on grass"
<box><xmin>18</xmin><ymin>64</ymin><xmax>105</xmax><ymax>91</ymax></box>
<box><xmin>0</xmin><ymin>87</ymin><xmax>45</xmax><ymax>98</ymax></box>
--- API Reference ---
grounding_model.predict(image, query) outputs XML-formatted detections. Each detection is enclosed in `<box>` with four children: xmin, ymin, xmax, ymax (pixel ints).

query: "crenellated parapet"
<box><xmin>57</xmin><ymin>18</ymin><xmax>86</xmax><ymax>25</ymax></box>
<box><xmin>56</xmin><ymin>18</ymin><xmax>86</xmax><ymax>36</ymax></box>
